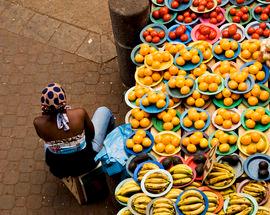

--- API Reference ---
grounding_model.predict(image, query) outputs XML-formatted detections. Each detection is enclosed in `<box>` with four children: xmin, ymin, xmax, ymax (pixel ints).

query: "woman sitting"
<box><xmin>33</xmin><ymin>83</ymin><xmax>115</xmax><ymax>178</ymax></box>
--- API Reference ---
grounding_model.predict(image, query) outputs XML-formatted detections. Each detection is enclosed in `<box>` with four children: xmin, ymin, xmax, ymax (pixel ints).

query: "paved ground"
<box><xmin>0</xmin><ymin>0</ymin><xmax>129</xmax><ymax>214</ymax></box>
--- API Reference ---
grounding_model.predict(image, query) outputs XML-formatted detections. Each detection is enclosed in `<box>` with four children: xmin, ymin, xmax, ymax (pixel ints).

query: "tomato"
<box><xmin>263</xmin><ymin>29</ymin><xmax>270</xmax><ymax>38</ymax></box>
<box><xmin>206</xmin><ymin>2</ymin><xmax>214</xmax><ymax>9</ymax></box>
<box><xmin>259</xmin><ymin>22</ymin><xmax>267</xmax><ymax>30</ymax></box>
<box><xmin>251</xmin><ymin>33</ymin><xmax>260</xmax><ymax>39</ymax></box>
<box><xmin>228</xmin><ymin>25</ymin><xmax>237</xmax><ymax>36</ymax></box>
<box><xmin>215</xmin><ymin>7</ymin><xmax>221</xmax><ymax>13</ymax></box>
<box><xmin>180</xmin><ymin>34</ymin><xmax>189</xmax><ymax>42</ymax></box>
<box><xmin>237</xmin><ymin>0</ymin><xmax>244</xmax><ymax>4</ymax></box>
<box><xmin>183</xmin><ymin>11</ymin><xmax>190</xmax><ymax>17</ymax></box>
<box><xmin>176</xmin><ymin>26</ymin><xmax>185</xmax><ymax>36</ymax></box>
<box><xmin>209</xmin><ymin>31</ymin><xmax>217</xmax><ymax>40</ymax></box>
<box><xmin>256</xmin><ymin>28</ymin><xmax>263</xmax><ymax>36</ymax></box>
<box><xmin>222</xmin><ymin>30</ymin><xmax>230</xmax><ymax>38</ymax></box>
<box><xmin>159</xmin><ymin>6</ymin><xmax>169</xmax><ymax>16</ymax></box>
<box><xmin>185</xmin><ymin>17</ymin><xmax>193</xmax><ymax>23</ymax></box>
<box><xmin>183</xmin><ymin>0</ymin><xmax>189</xmax><ymax>3</ymax></box>
<box><xmin>202</xmin><ymin>13</ymin><xmax>210</xmax><ymax>18</ymax></box>
<box><xmin>169</xmin><ymin>31</ymin><xmax>176</xmax><ymax>40</ymax></box>
<box><xmin>163</xmin><ymin>14</ymin><xmax>172</xmax><ymax>22</ymax></box>
<box><xmin>261</xmin><ymin>14</ymin><xmax>269</xmax><ymax>21</ymax></box>
<box><xmin>210</xmin><ymin>18</ymin><xmax>218</xmax><ymax>24</ymax></box>
<box><xmin>210</xmin><ymin>11</ymin><xmax>217</xmax><ymax>18</ymax></box>
<box><xmin>236</xmin><ymin>11</ymin><xmax>243</xmax><ymax>17</ymax></box>
<box><xmin>152</xmin><ymin>11</ymin><xmax>160</xmax><ymax>19</ymax></box>
<box><xmin>230</xmin><ymin>8</ymin><xmax>237</xmax><ymax>16</ymax></box>
<box><xmin>241</xmin><ymin>14</ymin><xmax>249</xmax><ymax>21</ymax></box>
<box><xmin>193</xmin><ymin>0</ymin><xmax>200</xmax><ymax>7</ymax></box>
<box><xmin>233</xmin><ymin>33</ymin><xmax>241</xmax><ymax>41</ymax></box>
<box><xmin>150</xmin><ymin>31</ymin><xmax>158</xmax><ymax>37</ymax></box>
<box><xmin>200</xmin><ymin>0</ymin><xmax>207</xmax><ymax>6</ymax></box>
<box><xmin>232</xmin><ymin>16</ymin><xmax>240</xmax><ymax>23</ymax></box>
<box><xmin>177</xmin><ymin>15</ymin><xmax>184</xmax><ymax>22</ymax></box>
<box><xmin>217</xmin><ymin>0</ymin><xmax>222</xmax><ymax>4</ymax></box>
<box><xmin>152</xmin><ymin>36</ymin><xmax>160</xmax><ymax>43</ymax></box>
<box><xmin>198</xmin><ymin>5</ymin><xmax>205</xmax><ymax>12</ymax></box>
<box><xmin>143</xmin><ymin>31</ymin><xmax>149</xmax><ymax>38</ymax></box>
<box><xmin>254</xmin><ymin>6</ymin><xmax>263</xmax><ymax>14</ymax></box>
<box><xmin>262</xmin><ymin>8</ymin><xmax>269</xmax><ymax>14</ymax></box>
<box><xmin>171</xmin><ymin>1</ymin><xmax>179</xmax><ymax>8</ymax></box>
<box><xmin>240</xmin><ymin>6</ymin><xmax>248</xmax><ymax>14</ymax></box>
<box><xmin>191</xmin><ymin>13</ymin><xmax>197</xmax><ymax>20</ymax></box>
<box><xmin>182</xmin><ymin>25</ymin><xmax>187</xmax><ymax>32</ymax></box>
<box><xmin>198</xmin><ymin>34</ymin><xmax>206</xmax><ymax>40</ymax></box>
<box><xmin>145</xmin><ymin>35</ymin><xmax>152</xmax><ymax>42</ymax></box>
<box><xmin>200</xmin><ymin>26</ymin><xmax>211</xmax><ymax>35</ymax></box>
<box><xmin>247</xmin><ymin>27</ymin><xmax>255</xmax><ymax>35</ymax></box>
<box><xmin>157</xmin><ymin>0</ymin><xmax>164</xmax><ymax>3</ymax></box>
<box><xmin>158</xmin><ymin>30</ymin><xmax>165</xmax><ymax>39</ymax></box>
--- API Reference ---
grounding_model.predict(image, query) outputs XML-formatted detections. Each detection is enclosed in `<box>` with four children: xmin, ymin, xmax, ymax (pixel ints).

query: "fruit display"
<box><xmin>224</xmin><ymin>193</ymin><xmax>253</xmax><ymax>215</ymax></box>
<box><xmin>140</xmin><ymin>91</ymin><xmax>168</xmax><ymax>111</ymax></box>
<box><xmin>153</xmin><ymin>131</ymin><xmax>181</xmax><ymax>155</ymax></box>
<box><xmin>238</xmin><ymin>131</ymin><xmax>268</xmax><ymax>156</ymax></box>
<box><xmin>242</xmin><ymin>107</ymin><xmax>270</xmax><ymax>130</ymax></box>
<box><xmin>132</xmin><ymin>43</ymin><xmax>157</xmax><ymax>66</ymax></box>
<box><xmin>202</xmin><ymin>188</ymin><xmax>223</xmax><ymax>213</ymax></box>
<box><xmin>160</xmin><ymin>156</ymin><xmax>183</xmax><ymax>170</ymax></box>
<box><xmin>129</xmin><ymin>193</ymin><xmax>152</xmax><ymax>214</ymax></box>
<box><xmin>241</xmin><ymin>61</ymin><xmax>267</xmax><ymax>83</ymax></box>
<box><xmin>135</xmin><ymin>66</ymin><xmax>163</xmax><ymax>87</ymax></box>
<box><xmin>240</xmin><ymin>39</ymin><xmax>261</xmax><ymax>62</ymax></box>
<box><xmin>155</xmin><ymin>109</ymin><xmax>180</xmax><ymax>131</ymax></box>
<box><xmin>168</xmin><ymin>96</ymin><xmax>181</xmax><ymax>109</ymax></box>
<box><xmin>126</xmin><ymin>85</ymin><xmax>151</xmax><ymax>108</ymax></box>
<box><xmin>163</xmin><ymin>65</ymin><xmax>186</xmax><ymax>80</ymax></box>
<box><xmin>253</xmin><ymin>4</ymin><xmax>270</xmax><ymax>22</ymax></box>
<box><xmin>175</xmin><ymin>47</ymin><xmax>202</xmax><ymax>69</ymax></box>
<box><xmin>163</xmin><ymin>42</ymin><xmax>186</xmax><ymax>56</ymax></box>
<box><xmin>185</xmin><ymin>90</ymin><xmax>210</xmax><ymax>108</ymax></box>
<box><xmin>221</xmin><ymin>23</ymin><xmax>243</xmax><ymax>41</ymax></box>
<box><xmin>136</xmin><ymin>162</ymin><xmax>161</xmax><ymax>182</ymax></box>
<box><xmin>176</xmin><ymin>189</ymin><xmax>207</xmax><ymax>215</ymax></box>
<box><xmin>150</xmin><ymin>197</ymin><xmax>176</xmax><ymax>214</ymax></box>
<box><xmin>219</xmin><ymin>185</ymin><xmax>236</xmax><ymax>200</ymax></box>
<box><xmin>189</xmin><ymin>41</ymin><xmax>213</xmax><ymax>63</ymax></box>
<box><xmin>151</xmin><ymin>6</ymin><xmax>176</xmax><ymax>24</ymax></box>
<box><xmin>240</xmin><ymin>181</ymin><xmax>268</xmax><ymax>204</ymax></box>
<box><xmin>257</xmin><ymin>207</ymin><xmax>270</xmax><ymax>215</ymax></box>
<box><xmin>181</xmin><ymin>108</ymin><xmax>210</xmax><ymax>131</ymax></box>
<box><xmin>169</xmin><ymin>164</ymin><xmax>194</xmax><ymax>186</ymax></box>
<box><xmin>164</xmin><ymin>188</ymin><xmax>182</xmax><ymax>202</ymax></box>
<box><xmin>211</xmin><ymin>61</ymin><xmax>239</xmax><ymax>78</ymax></box>
<box><xmin>118</xmin><ymin>207</ymin><xmax>132</xmax><ymax>215</ymax></box>
<box><xmin>205</xmin><ymin>162</ymin><xmax>236</xmax><ymax>189</ymax></box>
<box><xmin>126</xmin><ymin>130</ymin><xmax>153</xmax><ymax>154</ymax></box>
<box><xmin>213</xmin><ymin>39</ymin><xmax>239</xmax><ymax>60</ymax></box>
<box><xmin>227</xmin><ymin>6</ymin><xmax>251</xmax><ymax>24</ymax></box>
<box><xmin>183</xmin><ymin>181</ymin><xmax>202</xmax><ymax>191</ymax></box>
<box><xmin>190</xmin><ymin>63</ymin><xmax>211</xmax><ymax>79</ymax></box>
<box><xmin>167</xmin><ymin>75</ymin><xmax>195</xmax><ymax>98</ymax></box>
<box><xmin>196</xmin><ymin>73</ymin><xmax>224</xmax><ymax>95</ymax></box>
<box><xmin>192</xmin><ymin>24</ymin><xmax>219</xmax><ymax>43</ymax></box>
<box><xmin>127</xmin><ymin>153</ymin><xmax>156</xmax><ymax>175</ymax></box>
<box><xmin>200</xmin><ymin>7</ymin><xmax>225</xmax><ymax>25</ymax></box>
<box><xmin>181</xmin><ymin>131</ymin><xmax>209</xmax><ymax>154</ymax></box>
<box><xmin>214</xmin><ymin>88</ymin><xmax>242</xmax><ymax>108</ymax></box>
<box><xmin>213</xmin><ymin>108</ymin><xmax>241</xmax><ymax>130</ymax></box>
<box><xmin>191</xmin><ymin>0</ymin><xmax>217</xmax><ymax>13</ymax></box>
<box><xmin>243</xmin><ymin>84</ymin><xmax>270</xmax><ymax>107</ymax></box>
<box><xmin>115</xmin><ymin>179</ymin><xmax>142</xmax><ymax>205</ymax></box>
<box><xmin>246</xmin><ymin>22</ymin><xmax>270</xmax><ymax>39</ymax></box>
<box><xmin>141</xmin><ymin>25</ymin><xmax>167</xmax><ymax>45</ymax></box>
<box><xmin>128</xmin><ymin>108</ymin><xmax>151</xmax><ymax>129</ymax></box>
<box><xmin>176</xmin><ymin>9</ymin><xmax>198</xmax><ymax>24</ymax></box>
<box><xmin>145</xmin><ymin>51</ymin><xmax>173</xmax><ymax>71</ymax></box>
<box><xmin>226</xmin><ymin>71</ymin><xmax>253</xmax><ymax>94</ymax></box>
<box><xmin>168</xmin><ymin>25</ymin><xmax>191</xmax><ymax>43</ymax></box>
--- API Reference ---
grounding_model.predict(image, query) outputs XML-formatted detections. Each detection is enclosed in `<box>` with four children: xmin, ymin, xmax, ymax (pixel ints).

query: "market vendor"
<box><xmin>33</xmin><ymin>83</ymin><xmax>115</xmax><ymax>178</ymax></box>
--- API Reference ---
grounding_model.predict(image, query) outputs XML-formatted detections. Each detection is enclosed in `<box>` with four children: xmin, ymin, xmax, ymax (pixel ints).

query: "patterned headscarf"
<box><xmin>41</xmin><ymin>83</ymin><xmax>67</xmax><ymax>113</ymax></box>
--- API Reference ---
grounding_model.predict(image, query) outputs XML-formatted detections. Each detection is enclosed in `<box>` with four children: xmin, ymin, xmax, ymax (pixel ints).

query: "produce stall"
<box><xmin>116</xmin><ymin>0</ymin><xmax>270</xmax><ymax>214</ymax></box>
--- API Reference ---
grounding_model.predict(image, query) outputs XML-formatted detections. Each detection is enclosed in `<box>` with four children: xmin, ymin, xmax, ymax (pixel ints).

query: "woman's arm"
<box><xmin>83</xmin><ymin>109</ymin><xmax>95</xmax><ymax>143</ymax></box>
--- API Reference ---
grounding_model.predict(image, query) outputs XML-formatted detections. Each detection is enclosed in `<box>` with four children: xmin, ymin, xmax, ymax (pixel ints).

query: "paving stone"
<box><xmin>30</xmin><ymin>170</ymin><xmax>46</xmax><ymax>185</ymax></box>
<box><xmin>15</xmin><ymin>183</ymin><xmax>30</xmax><ymax>196</ymax></box>
<box><xmin>2</xmin><ymin>185</ymin><xmax>14</xmax><ymax>195</ymax></box>
<box><xmin>49</xmin><ymin>23</ymin><xmax>88</xmax><ymax>53</ymax></box>
<box><xmin>0</xmin><ymin>195</ymin><xmax>15</xmax><ymax>209</ymax></box>
<box><xmin>30</xmin><ymin>185</ymin><xmax>42</xmax><ymax>194</ymax></box>
<box><xmin>21</xmin><ymin>13</ymin><xmax>61</xmax><ymax>43</ymax></box>
<box><xmin>0</xmin><ymin>4</ymin><xmax>34</xmax><ymax>34</ymax></box>
<box><xmin>3</xmin><ymin>170</ymin><xmax>19</xmax><ymax>185</ymax></box>
<box><xmin>101</xmin><ymin>35</ymin><xmax>117</xmax><ymax>63</ymax></box>
<box><xmin>0</xmin><ymin>0</ymin><xmax>12</xmax><ymax>14</ymax></box>
<box><xmin>7</xmin><ymin>148</ymin><xmax>24</xmax><ymax>161</ymax></box>
<box><xmin>11</xmin><ymin>207</ymin><xmax>27</xmax><ymax>215</ymax></box>
<box><xmin>15</xmin><ymin>196</ymin><xmax>26</xmax><ymax>207</ymax></box>
<box><xmin>26</xmin><ymin>194</ymin><xmax>42</xmax><ymax>209</ymax></box>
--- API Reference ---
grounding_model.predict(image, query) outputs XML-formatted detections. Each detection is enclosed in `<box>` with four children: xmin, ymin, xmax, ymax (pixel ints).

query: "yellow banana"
<box><xmin>119</xmin><ymin>185</ymin><xmax>141</xmax><ymax>196</ymax></box>
<box><xmin>173</xmin><ymin>173</ymin><xmax>190</xmax><ymax>179</ymax></box>
<box><xmin>207</xmin><ymin>172</ymin><xmax>226</xmax><ymax>178</ymax></box>
<box><xmin>204</xmin><ymin>191</ymin><xmax>217</xmax><ymax>198</ymax></box>
<box><xmin>213</xmin><ymin>180</ymin><xmax>230</xmax><ymax>187</ymax></box>
<box><xmin>138</xmin><ymin>169</ymin><xmax>150</xmax><ymax>176</ymax></box>
<box><xmin>173</xmin><ymin>177</ymin><xmax>192</xmax><ymax>185</ymax></box>
<box><xmin>181</xmin><ymin>190</ymin><xmax>203</xmax><ymax>200</ymax></box>
<box><xmin>207</xmin><ymin>197</ymin><xmax>218</xmax><ymax>204</ymax></box>
<box><xmin>154</xmin><ymin>198</ymin><xmax>173</xmax><ymax>205</ymax></box>
<box><xmin>207</xmin><ymin>206</ymin><xmax>216</xmax><ymax>212</ymax></box>
<box><xmin>213</xmin><ymin>163</ymin><xmax>234</xmax><ymax>173</ymax></box>
<box><xmin>147</xmin><ymin>172</ymin><xmax>168</xmax><ymax>180</ymax></box>
<box><xmin>209</xmin><ymin>173</ymin><xmax>234</xmax><ymax>184</ymax></box>
<box><xmin>153</xmin><ymin>207</ymin><xmax>173</xmax><ymax>214</ymax></box>
<box><xmin>243</xmin><ymin>185</ymin><xmax>265</xmax><ymax>193</ymax></box>
<box><xmin>206</xmin><ymin>213</ymin><xmax>216</xmax><ymax>215</ymax></box>
<box><xmin>226</xmin><ymin>205</ymin><xmax>248</xmax><ymax>215</ymax></box>
<box><xmin>154</xmin><ymin>203</ymin><xmax>174</xmax><ymax>209</ymax></box>
<box><xmin>145</xmin><ymin>178</ymin><xmax>168</xmax><ymax>184</ymax></box>
<box><xmin>212</xmin><ymin>167</ymin><xmax>231</xmax><ymax>174</ymax></box>
<box><xmin>235</xmin><ymin>207</ymin><xmax>252</xmax><ymax>215</ymax></box>
<box><xmin>122</xmin><ymin>210</ymin><xmax>132</xmax><ymax>215</ymax></box>
<box><xmin>190</xmin><ymin>182</ymin><xmax>202</xmax><ymax>187</ymax></box>
<box><xmin>170</xmin><ymin>164</ymin><xmax>192</xmax><ymax>175</ymax></box>
<box><xmin>134</xmin><ymin>207</ymin><xmax>146</xmax><ymax>214</ymax></box>
<box><xmin>134</xmin><ymin>204</ymin><xmax>147</xmax><ymax>210</ymax></box>
<box><xmin>141</xmin><ymin>163</ymin><xmax>159</xmax><ymax>170</ymax></box>
<box><xmin>178</xmin><ymin>196</ymin><xmax>203</xmax><ymax>206</ymax></box>
<box><xmin>133</xmin><ymin>195</ymin><xmax>151</xmax><ymax>205</ymax></box>
<box><xmin>145</xmin><ymin>182</ymin><xmax>169</xmax><ymax>191</ymax></box>
<box><xmin>179</xmin><ymin>203</ymin><xmax>203</xmax><ymax>211</ymax></box>
<box><xmin>187</xmin><ymin>205</ymin><xmax>205</xmax><ymax>215</ymax></box>
<box><xmin>229</xmin><ymin>198</ymin><xmax>251</xmax><ymax>206</ymax></box>
<box><xmin>208</xmin><ymin>202</ymin><xmax>217</xmax><ymax>208</ymax></box>
<box><xmin>116</xmin><ymin>195</ymin><xmax>129</xmax><ymax>203</ymax></box>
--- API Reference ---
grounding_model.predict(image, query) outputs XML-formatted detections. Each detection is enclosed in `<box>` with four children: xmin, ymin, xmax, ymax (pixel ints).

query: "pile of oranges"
<box><xmin>214</xmin><ymin>108</ymin><xmax>240</xmax><ymax>129</ymax></box>
<box><xmin>126</xmin><ymin>129</ymin><xmax>152</xmax><ymax>153</ymax></box>
<box><xmin>185</xmin><ymin>90</ymin><xmax>210</xmax><ymax>108</ymax></box>
<box><xmin>168</xmin><ymin>76</ymin><xmax>194</xmax><ymax>96</ymax></box>
<box><xmin>244</xmin><ymin>84</ymin><xmax>270</xmax><ymax>106</ymax></box>
<box><xmin>130</xmin><ymin>108</ymin><xmax>151</xmax><ymax>129</ymax></box>
<box><xmin>145</xmin><ymin>51</ymin><xmax>172</xmax><ymax>70</ymax></box>
<box><xmin>168</xmin><ymin>97</ymin><xmax>181</xmax><ymax>108</ymax></box>
<box><xmin>182</xmin><ymin>108</ymin><xmax>208</xmax><ymax>130</ymax></box>
<box><xmin>163</xmin><ymin>65</ymin><xmax>186</xmax><ymax>81</ymax></box>
<box><xmin>240</xmin><ymin>40</ymin><xmax>261</xmax><ymax>61</ymax></box>
<box><xmin>134</xmin><ymin>43</ymin><xmax>157</xmax><ymax>64</ymax></box>
<box><xmin>241</xmin><ymin>61</ymin><xmax>265</xmax><ymax>82</ymax></box>
<box><xmin>190</xmin><ymin>41</ymin><xmax>212</xmax><ymax>62</ymax></box>
<box><xmin>128</xmin><ymin>85</ymin><xmax>151</xmax><ymax>106</ymax></box>
<box><xmin>197</xmin><ymin>73</ymin><xmax>223</xmax><ymax>93</ymax></box>
<box><xmin>214</xmin><ymin>39</ymin><xmax>239</xmax><ymax>58</ymax></box>
<box><xmin>137</xmin><ymin>66</ymin><xmax>162</xmax><ymax>86</ymax></box>
<box><xmin>141</xmin><ymin>91</ymin><xmax>167</xmax><ymax>109</ymax></box>
<box><xmin>154</xmin><ymin>133</ymin><xmax>180</xmax><ymax>155</ymax></box>
<box><xmin>175</xmin><ymin>47</ymin><xmax>201</xmax><ymax>66</ymax></box>
<box><xmin>227</xmin><ymin>71</ymin><xmax>249</xmax><ymax>92</ymax></box>
<box><xmin>164</xmin><ymin>42</ymin><xmax>186</xmax><ymax>56</ymax></box>
<box><xmin>156</xmin><ymin>109</ymin><xmax>180</xmax><ymax>131</ymax></box>
<box><xmin>182</xmin><ymin>131</ymin><xmax>208</xmax><ymax>153</ymax></box>
<box><xmin>210</xmin><ymin>130</ymin><xmax>238</xmax><ymax>153</ymax></box>
<box><xmin>190</xmin><ymin>63</ymin><xmax>209</xmax><ymax>79</ymax></box>
<box><xmin>213</xmin><ymin>61</ymin><xmax>238</xmax><ymax>78</ymax></box>
<box><xmin>240</xmin><ymin>132</ymin><xmax>267</xmax><ymax>155</ymax></box>
<box><xmin>244</xmin><ymin>107</ymin><xmax>270</xmax><ymax>129</ymax></box>
<box><xmin>215</xmin><ymin>88</ymin><xmax>240</xmax><ymax>107</ymax></box>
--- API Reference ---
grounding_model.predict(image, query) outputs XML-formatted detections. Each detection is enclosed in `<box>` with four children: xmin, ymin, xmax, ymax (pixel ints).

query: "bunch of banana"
<box><xmin>184</xmin><ymin>182</ymin><xmax>202</xmax><ymax>190</ymax></box>
<box><xmin>242</xmin><ymin>181</ymin><xmax>268</xmax><ymax>204</ymax></box>
<box><xmin>131</xmin><ymin>193</ymin><xmax>151</xmax><ymax>215</ymax></box>
<box><xmin>177</xmin><ymin>189</ymin><xmax>205</xmax><ymax>215</ymax></box>
<box><xmin>219</xmin><ymin>185</ymin><xmax>236</xmax><ymax>200</ymax></box>
<box><xmin>226</xmin><ymin>193</ymin><xmax>252</xmax><ymax>215</ymax></box>
<box><xmin>138</xmin><ymin>163</ymin><xmax>160</xmax><ymax>181</ymax></box>
<box><xmin>204</xmin><ymin>191</ymin><xmax>219</xmax><ymax>213</ymax></box>
<box><xmin>169</xmin><ymin>164</ymin><xmax>193</xmax><ymax>186</ymax></box>
<box><xmin>144</xmin><ymin>172</ymin><xmax>170</xmax><ymax>194</ymax></box>
<box><xmin>256</xmin><ymin>207</ymin><xmax>270</xmax><ymax>215</ymax></box>
<box><xmin>120</xmin><ymin>209</ymin><xmax>132</xmax><ymax>215</ymax></box>
<box><xmin>152</xmin><ymin>198</ymin><xmax>176</xmax><ymax>215</ymax></box>
<box><xmin>165</xmin><ymin>188</ymin><xmax>182</xmax><ymax>202</ymax></box>
<box><xmin>205</xmin><ymin>163</ymin><xmax>235</xmax><ymax>188</ymax></box>
<box><xmin>115</xmin><ymin>179</ymin><xmax>141</xmax><ymax>204</ymax></box>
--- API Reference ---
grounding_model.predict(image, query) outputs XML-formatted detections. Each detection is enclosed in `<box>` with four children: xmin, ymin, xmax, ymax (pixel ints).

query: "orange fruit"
<box><xmin>143</xmin><ymin>76</ymin><xmax>153</xmax><ymax>85</ymax></box>
<box><xmin>156</xmin><ymin>99</ymin><xmax>166</xmax><ymax>109</ymax></box>
<box><xmin>251</xmin><ymin>112</ymin><xmax>262</xmax><ymax>122</ymax></box>
<box><xmin>171</xmin><ymin>117</ymin><xmax>180</xmax><ymax>126</ymax></box>
<box><xmin>152</xmin><ymin>72</ymin><xmax>161</xmax><ymax>82</ymax></box>
<box><xmin>163</xmin><ymin>122</ymin><xmax>174</xmax><ymax>131</ymax></box>
<box><xmin>256</xmin><ymin>140</ymin><xmax>267</xmax><ymax>152</ymax></box>
<box><xmin>256</xmin><ymin>71</ymin><xmax>265</xmax><ymax>81</ymax></box>
<box><xmin>195</xmin><ymin>98</ymin><xmax>205</xmax><ymax>108</ymax></box>
<box><xmin>165</xmin><ymin>144</ymin><xmax>176</xmax><ymax>154</ymax></box>
<box><xmin>192</xmin><ymin>90</ymin><xmax>201</xmax><ymax>99</ymax></box>
<box><xmin>190</xmin><ymin>134</ymin><xmax>200</xmax><ymax>145</ymax></box>
<box><xmin>231</xmin><ymin>113</ymin><xmax>240</xmax><ymax>124</ymax></box>
<box><xmin>152</xmin><ymin>61</ymin><xmax>161</xmax><ymax>69</ymax></box>
<box><xmin>215</xmin><ymin>92</ymin><xmax>223</xmax><ymax>99</ymax></box>
<box><xmin>162</xmin><ymin>52</ymin><xmax>171</xmax><ymax>62</ymax></box>
<box><xmin>198</xmin><ymin>82</ymin><xmax>208</xmax><ymax>92</ymax></box>
<box><xmin>126</xmin><ymin>139</ymin><xmax>135</xmax><ymax>148</ymax></box>
<box><xmin>183</xmin><ymin>117</ymin><xmax>193</xmax><ymax>127</ymax></box>
<box><xmin>251</xmin><ymin>87</ymin><xmax>261</xmax><ymax>97</ymax></box>
<box><xmin>261</xmin><ymin>115</ymin><xmax>270</xmax><ymax>125</ymax></box>
<box><xmin>182</xmin><ymin>137</ymin><xmax>190</xmax><ymax>147</ymax></box>
<box><xmin>163</xmin><ymin>113</ymin><xmax>173</xmax><ymax>123</ymax></box>
<box><xmin>176</xmin><ymin>56</ymin><xmax>185</xmax><ymax>66</ymax></box>
<box><xmin>181</xmin><ymin>86</ymin><xmax>191</xmax><ymax>95</ymax></box>
<box><xmin>228</xmin><ymin>135</ymin><xmax>237</xmax><ymax>145</ymax></box>
<box><xmin>221</xmin><ymin>40</ymin><xmax>231</xmax><ymax>51</ymax></box>
<box><xmin>209</xmin><ymin>83</ymin><xmax>218</xmax><ymax>92</ymax></box>
<box><xmin>222</xmin><ymin>88</ymin><xmax>231</xmax><ymax>98</ymax></box>
<box><xmin>259</xmin><ymin>90</ymin><xmax>269</xmax><ymax>101</ymax></box>
<box><xmin>222</xmin><ymin>111</ymin><xmax>232</xmax><ymax>120</ymax></box>
<box><xmin>140</xmin><ymin>118</ymin><xmax>151</xmax><ymax>128</ymax></box>
<box><xmin>133</xmin><ymin>144</ymin><xmax>143</xmax><ymax>153</ymax></box>
<box><xmin>248</xmin><ymin>96</ymin><xmax>259</xmax><ymax>106</ymax></box>
<box><xmin>219</xmin><ymin>143</ymin><xmax>230</xmax><ymax>153</ymax></box>
<box><xmin>214</xmin><ymin>115</ymin><xmax>224</xmax><ymax>125</ymax></box>
<box><xmin>142</xmin><ymin>138</ymin><xmax>152</xmax><ymax>147</ymax></box>
<box><xmin>219</xmin><ymin>133</ymin><xmax>229</xmax><ymax>144</ymax></box>
<box><xmin>256</xmin><ymin>107</ymin><xmax>265</xmax><ymax>115</ymax></box>
<box><xmin>155</xmin><ymin>142</ymin><xmax>165</xmax><ymax>153</ymax></box>
<box><xmin>186</xmin><ymin>97</ymin><xmax>195</xmax><ymax>106</ymax></box>
<box><xmin>136</xmin><ymin>129</ymin><xmax>146</xmax><ymax>137</ymax></box>
<box><xmin>187</xmin><ymin>144</ymin><xmax>197</xmax><ymax>153</ymax></box>
<box><xmin>194</xmin><ymin>120</ymin><xmax>205</xmax><ymax>130</ymax></box>
<box><xmin>135</xmin><ymin>98</ymin><xmax>141</xmax><ymax>106</ymax></box>
<box><xmin>142</xmin><ymin>97</ymin><xmax>150</xmax><ymax>106</ymax></box>
<box><xmin>211</xmin><ymin>138</ymin><xmax>220</xmax><ymax>147</ymax></box>
<box><xmin>133</xmin><ymin>134</ymin><xmax>143</xmax><ymax>144</ymax></box>
<box><xmin>250</xmin><ymin>132</ymin><xmax>261</xmax><ymax>143</ymax></box>
<box><xmin>231</xmin><ymin>93</ymin><xmax>240</xmax><ymax>100</ymax></box>
<box><xmin>223</xmin><ymin>120</ymin><xmax>232</xmax><ymax>129</ymax></box>
<box><xmin>148</xmin><ymin>93</ymin><xmax>159</xmax><ymax>103</ymax></box>
<box><xmin>224</xmin><ymin>98</ymin><xmax>233</xmax><ymax>106</ymax></box>
<box><xmin>184</xmin><ymin>79</ymin><xmax>194</xmax><ymax>88</ymax></box>
<box><xmin>241</xmin><ymin>50</ymin><xmax>251</xmax><ymax>59</ymax></box>
<box><xmin>157</xmin><ymin>111</ymin><xmax>166</xmax><ymax>120</ymax></box>
<box><xmin>214</xmin><ymin>45</ymin><xmax>223</xmax><ymax>54</ymax></box>
<box><xmin>199</xmin><ymin>112</ymin><xmax>208</xmax><ymax>121</ymax></box>
<box><xmin>245</xmin><ymin>109</ymin><xmax>254</xmax><ymax>119</ymax></box>
<box><xmin>230</xmin><ymin>41</ymin><xmax>238</xmax><ymax>50</ymax></box>
<box><xmin>215</xmin><ymin>130</ymin><xmax>224</xmax><ymax>138</ymax></box>
<box><xmin>183</xmin><ymin>51</ymin><xmax>192</xmax><ymax>61</ymax></box>
<box><xmin>171</xmin><ymin>137</ymin><xmax>180</xmax><ymax>147</ymax></box>
<box><xmin>228</xmin><ymin>80</ymin><xmax>238</xmax><ymax>90</ymax></box>
<box><xmin>135</xmin><ymin>54</ymin><xmax>144</xmax><ymax>63</ymax></box>
<box><xmin>167</xmin><ymin>109</ymin><xmax>177</xmax><ymax>117</ymax></box>
<box><xmin>238</xmin><ymin>82</ymin><xmax>248</xmax><ymax>91</ymax></box>
<box><xmin>194</xmin><ymin>131</ymin><xmax>203</xmax><ymax>139</ymax></box>
<box><xmin>188</xmin><ymin>111</ymin><xmax>200</xmax><ymax>122</ymax></box>
<box><xmin>164</xmin><ymin>71</ymin><xmax>172</xmax><ymax>80</ymax></box>
<box><xmin>169</xmin><ymin>65</ymin><xmax>179</xmax><ymax>75</ymax></box>
<box><xmin>191</xmin><ymin>55</ymin><xmax>200</xmax><ymax>64</ymax></box>
<box><xmin>240</xmin><ymin>135</ymin><xmax>251</xmax><ymax>146</ymax></box>
<box><xmin>200</xmin><ymin>138</ymin><xmax>208</xmax><ymax>149</ymax></box>
<box><xmin>162</xmin><ymin>135</ymin><xmax>172</xmax><ymax>144</ymax></box>
<box><xmin>131</xmin><ymin>118</ymin><xmax>140</xmax><ymax>129</ymax></box>
<box><xmin>245</xmin><ymin>119</ymin><xmax>256</xmax><ymax>129</ymax></box>
<box><xmin>155</xmin><ymin>135</ymin><xmax>163</xmax><ymax>144</ymax></box>
<box><xmin>225</xmin><ymin>50</ymin><xmax>234</xmax><ymax>58</ymax></box>
<box><xmin>246</xmin><ymin>144</ymin><xmax>257</xmax><ymax>155</ymax></box>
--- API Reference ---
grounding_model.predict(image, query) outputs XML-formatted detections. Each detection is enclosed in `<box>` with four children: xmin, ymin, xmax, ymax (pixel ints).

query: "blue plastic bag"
<box><xmin>94</xmin><ymin>124</ymin><xmax>133</xmax><ymax>176</ymax></box>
